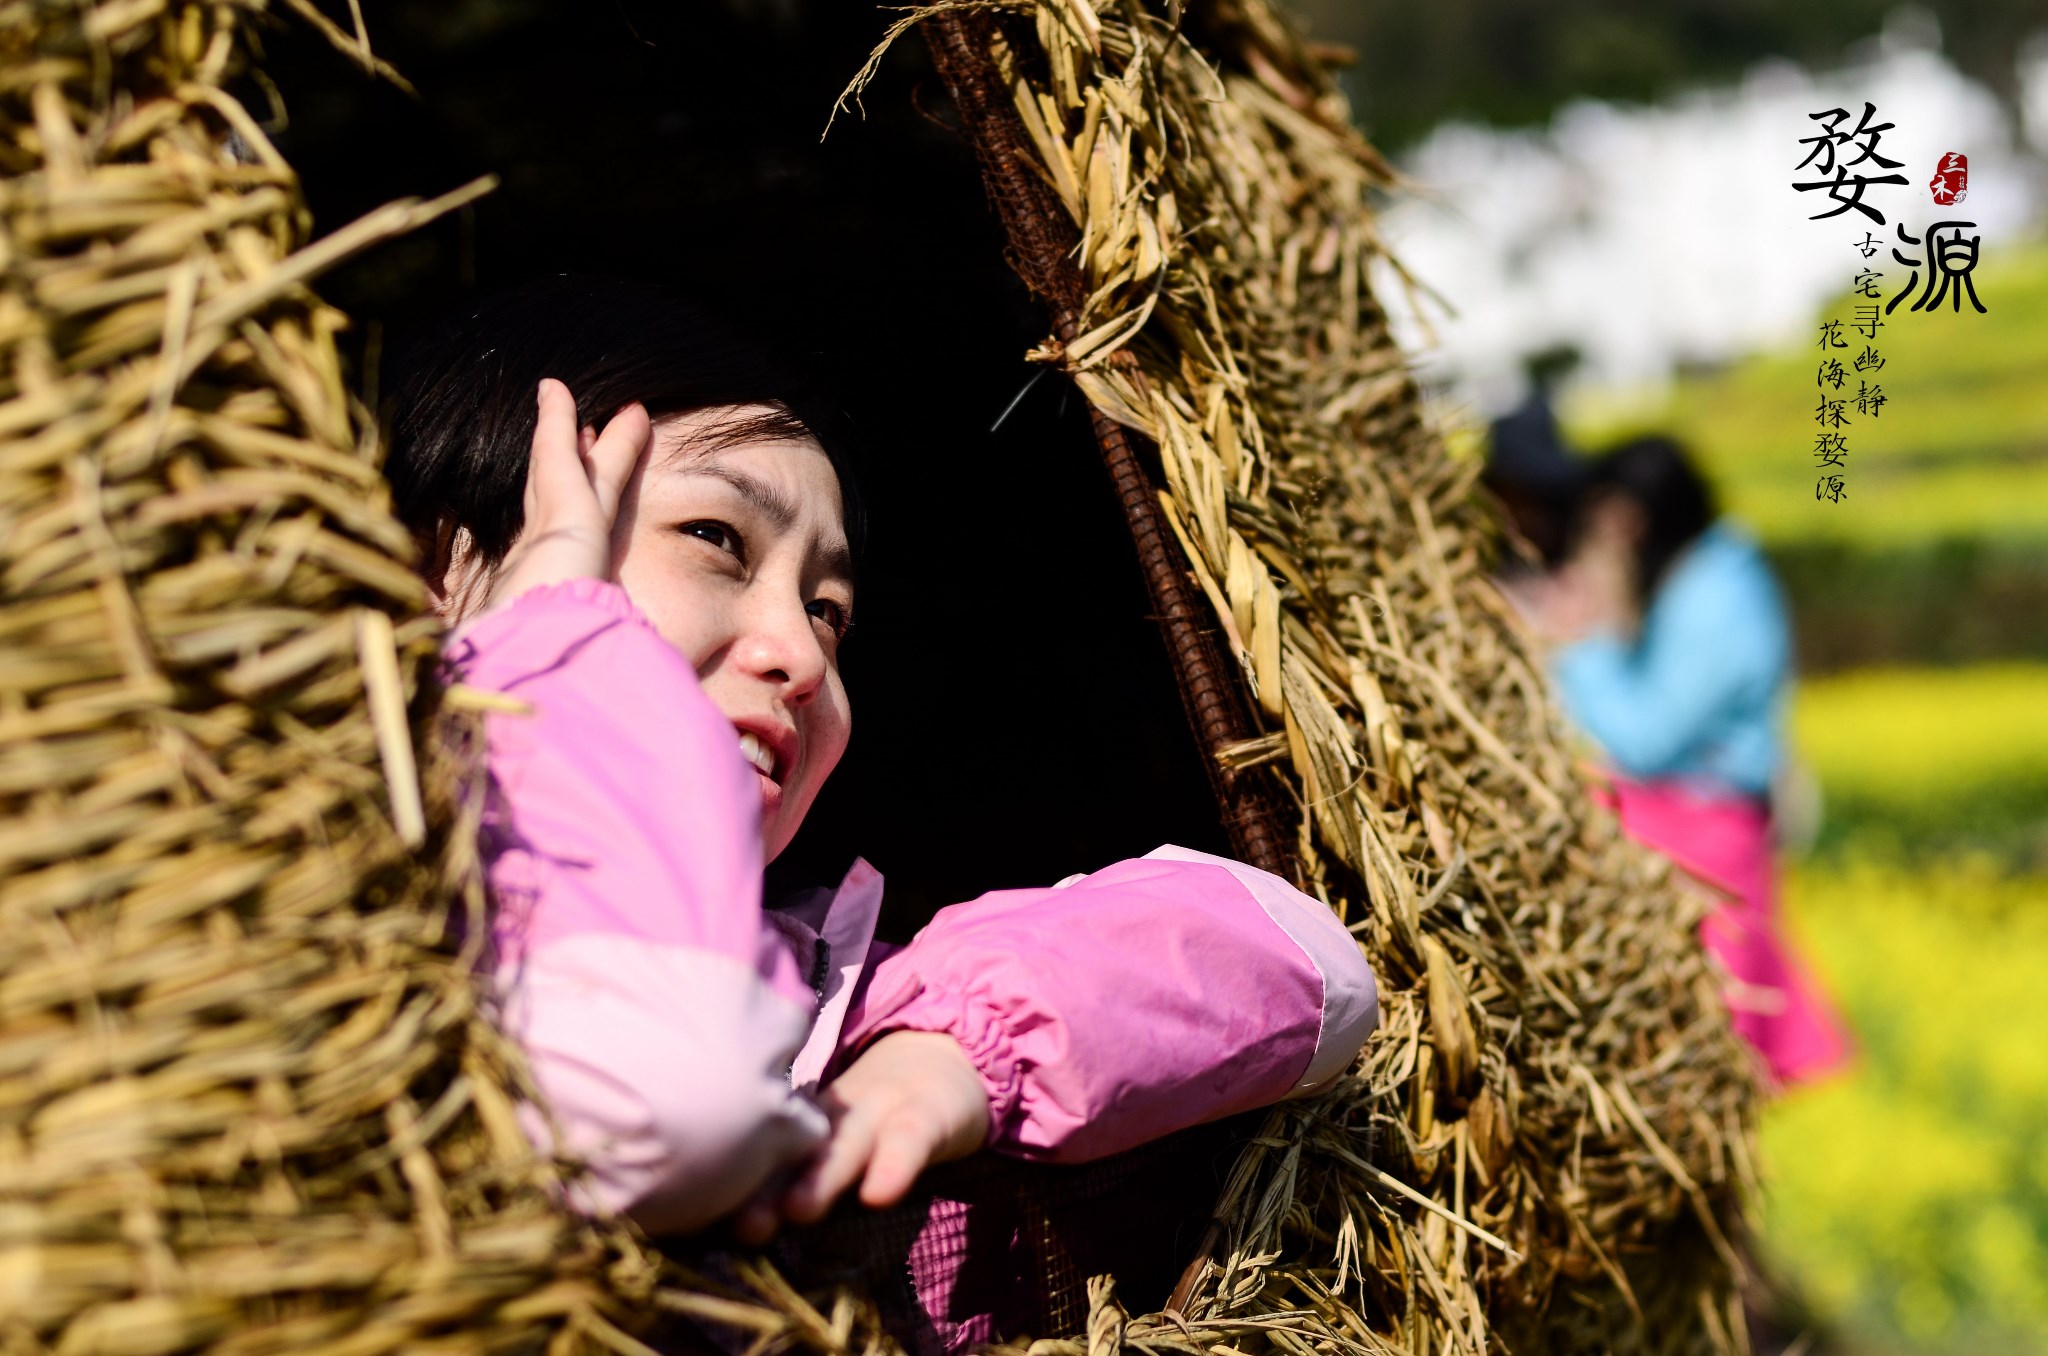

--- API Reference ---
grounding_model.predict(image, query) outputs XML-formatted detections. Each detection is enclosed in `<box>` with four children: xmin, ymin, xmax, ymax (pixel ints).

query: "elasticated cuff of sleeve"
<box><xmin>869</xmin><ymin>988</ymin><xmax>1024</xmax><ymax>1148</ymax></box>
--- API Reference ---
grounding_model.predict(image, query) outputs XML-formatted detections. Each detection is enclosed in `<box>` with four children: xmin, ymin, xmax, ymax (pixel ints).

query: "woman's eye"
<box><xmin>680</xmin><ymin>521</ymin><xmax>742</xmax><ymax>558</ymax></box>
<box><xmin>806</xmin><ymin>598</ymin><xmax>852</xmax><ymax>639</ymax></box>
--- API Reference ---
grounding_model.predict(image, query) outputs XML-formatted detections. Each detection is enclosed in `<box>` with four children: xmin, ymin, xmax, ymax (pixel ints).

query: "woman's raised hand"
<box><xmin>481</xmin><ymin>378</ymin><xmax>651</xmax><ymax>615</ymax></box>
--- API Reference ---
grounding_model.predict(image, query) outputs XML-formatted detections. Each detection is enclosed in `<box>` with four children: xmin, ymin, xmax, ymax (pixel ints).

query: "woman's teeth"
<box><xmin>738</xmin><ymin>732</ymin><xmax>776</xmax><ymax>779</ymax></box>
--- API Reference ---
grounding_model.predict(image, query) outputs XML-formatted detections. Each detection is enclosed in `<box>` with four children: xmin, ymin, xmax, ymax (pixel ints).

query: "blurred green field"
<box><xmin>1762</xmin><ymin>665</ymin><xmax>2048</xmax><ymax>1355</ymax></box>
<box><xmin>1568</xmin><ymin>244</ymin><xmax>2048</xmax><ymax>549</ymax></box>
<box><xmin>1767</xmin><ymin>860</ymin><xmax>2048</xmax><ymax>1356</ymax></box>
<box><xmin>1791</xmin><ymin>664</ymin><xmax>2048</xmax><ymax>866</ymax></box>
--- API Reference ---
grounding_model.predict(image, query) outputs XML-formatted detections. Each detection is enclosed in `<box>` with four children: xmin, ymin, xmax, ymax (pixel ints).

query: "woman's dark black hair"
<box><xmin>1585</xmin><ymin>435</ymin><xmax>1716</xmax><ymax>601</ymax></box>
<box><xmin>386</xmin><ymin>275</ymin><xmax>861</xmax><ymax>580</ymax></box>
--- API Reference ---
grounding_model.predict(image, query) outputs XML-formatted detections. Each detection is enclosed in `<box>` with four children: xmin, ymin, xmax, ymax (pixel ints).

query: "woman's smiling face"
<box><xmin>610</xmin><ymin>405</ymin><xmax>855</xmax><ymax>863</ymax></box>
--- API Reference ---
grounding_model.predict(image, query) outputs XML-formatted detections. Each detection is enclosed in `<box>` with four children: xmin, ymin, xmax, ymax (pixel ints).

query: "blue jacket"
<box><xmin>1553</xmin><ymin>524</ymin><xmax>1788</xmax><ymax>799</ymax></box>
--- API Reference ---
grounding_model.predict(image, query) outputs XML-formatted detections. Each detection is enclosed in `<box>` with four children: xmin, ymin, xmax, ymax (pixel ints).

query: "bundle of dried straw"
<box><xmin>0</xmin><ymin>3</ymin><xmax>664</xmax><ymax>1350</ymax></box>
<box><xmin>0</xmin><ymin>1</ymin><xmax>1760</xmax><ymax>1354</ymax></box>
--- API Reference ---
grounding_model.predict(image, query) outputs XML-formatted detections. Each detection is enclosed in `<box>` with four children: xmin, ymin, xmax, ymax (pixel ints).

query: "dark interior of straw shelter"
<box><xmin>261</xmin><ymin>0</ymin><xmax>1237</xmax><ymax>938</ymax></box>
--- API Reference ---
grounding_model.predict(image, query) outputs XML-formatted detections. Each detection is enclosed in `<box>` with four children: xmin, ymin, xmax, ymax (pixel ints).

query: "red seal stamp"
<box><xmin>1930</xmin><ymin>151</ymin><xmax>1968</xmax><ymax>205</ymax></box>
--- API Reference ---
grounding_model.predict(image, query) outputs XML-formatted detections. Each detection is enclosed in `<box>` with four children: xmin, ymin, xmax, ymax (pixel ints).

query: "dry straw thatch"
<box><xmin>0</xmin><ymin>1</ymin><xmax>1760</xmax><ymax>1354</ymax></box>
<box><xmin>882</xmin><ymin>6</ymin><xmax>1764</xmax><ymax>1355</ymax></box>
<box><xmin>0</xmin><ymin>4</ymin><xmax>663</xmax><ymax>1349</ymax></box>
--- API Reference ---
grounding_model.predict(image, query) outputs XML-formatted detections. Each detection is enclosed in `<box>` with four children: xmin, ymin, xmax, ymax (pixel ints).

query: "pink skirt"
<box><xmin>1602</xmin><ymin>776</ymin><xmax>1852</xmax><ymax>1087</ymax></box>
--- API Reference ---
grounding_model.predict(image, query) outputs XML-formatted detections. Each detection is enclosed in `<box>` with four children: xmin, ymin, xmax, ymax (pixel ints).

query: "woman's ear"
<box><xmin>428</xmin><ymin>522</ymin><xmax>494</xmax><ymax>625</ymax></box>
<box><xmin>418</xmin><ymin>517</ymin><xmax>457</xmax><ymax>596</ymax></box>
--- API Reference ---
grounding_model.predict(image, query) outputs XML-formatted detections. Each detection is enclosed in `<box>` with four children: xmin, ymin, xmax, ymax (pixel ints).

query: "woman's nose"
<box><xmin>734</xmin><ymin>595</ymin><xmax>828</xmax><ymax>703</ymax></box>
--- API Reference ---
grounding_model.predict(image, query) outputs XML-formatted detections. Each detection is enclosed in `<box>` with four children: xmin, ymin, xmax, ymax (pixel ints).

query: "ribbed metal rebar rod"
<box><xmin>922</xmin><ymin>13</ymin><xmax>1294</xmax><ymax>882</ymax></box>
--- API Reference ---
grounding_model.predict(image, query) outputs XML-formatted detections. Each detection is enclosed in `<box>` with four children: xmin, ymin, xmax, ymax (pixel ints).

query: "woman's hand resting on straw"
<box><xmin>733</xmin><ymin>1031</ymin><xmax>990</xmax><ymax>1242</ymax></box>
<box><xmin>479</xmin><ymin>378</ymin><xmax>650</xmax><ymax>615</ymax></box>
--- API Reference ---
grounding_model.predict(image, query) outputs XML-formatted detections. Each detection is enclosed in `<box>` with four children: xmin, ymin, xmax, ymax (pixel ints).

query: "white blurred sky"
<box><xmin>1377</xmin><ymin>13</ymin><xmax>2048</xmax><ymax>418</ymax></box>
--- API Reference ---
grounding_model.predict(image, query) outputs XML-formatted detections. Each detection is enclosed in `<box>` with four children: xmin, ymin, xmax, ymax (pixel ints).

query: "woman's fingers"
<box><xmin>781</xmin><ymin>1104</ymin><xmax>879</xmax><ymax>1224</ymax></box>
<box><xmin>764</xmin><ymin>1034</ymin><xmax>987</xmax><ymax>1228</ymax></box>
<box><xmin>588</xmin><ymin>403</ymin><xmax>651</xmax><ymax>522</ymax></box>
<box><xmin>777</xmin><ymin>1103</ymin><xmax>943</xmax><ymax>1220</ymax></box>
<box><xmin>527</xmin><ymin>378</ymin><xmax>590</xmax><ymax>518</ymax></box>
<box><xmin>858</xmin><ymin>1110</ymin><xmax>936</xmax><ymax>1208</ymax></box>
<box><xmin>525</xmin><ymin>381</ymin><xmax>646</xmax><ymax>534</ymax></box>
<box><xmin>779</xmin><ymin>1033</ymin><xmax>987</xmax><ymax>1223</ymax></box>
<box><xmin>473</xmin><ymin>381</ymin><xmax>624</xmax><ymax>618</ymax></box>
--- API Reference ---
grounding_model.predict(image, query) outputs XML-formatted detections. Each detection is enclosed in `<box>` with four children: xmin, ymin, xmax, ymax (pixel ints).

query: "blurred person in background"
<box><xmin>1494</xmin><ymin>430</ymin><xmax>1851</xmax><ymax>1087</ymax></box>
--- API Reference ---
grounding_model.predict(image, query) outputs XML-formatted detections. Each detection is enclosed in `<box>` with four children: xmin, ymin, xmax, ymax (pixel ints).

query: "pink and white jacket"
<box><xmin>452</xmin><ymin>579</ymin><xmax>1379</xmax><ymax>1234</ymax></box>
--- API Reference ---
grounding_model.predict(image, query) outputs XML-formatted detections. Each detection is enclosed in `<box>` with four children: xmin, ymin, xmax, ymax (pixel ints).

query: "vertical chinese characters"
<box><xmin>1791</xmin><ymin>106</ymin><xmax>1984</xmax><ymax>506</ymax></box>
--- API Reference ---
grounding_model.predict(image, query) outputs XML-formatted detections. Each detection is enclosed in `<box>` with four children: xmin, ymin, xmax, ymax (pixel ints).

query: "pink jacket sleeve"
<box><xmin>450</xmin><ymin>578</ymin><xmax>826</xmax><ymax>1233</ymax></box>
<box><xmin>840</xmin><ymin>845</ymin><xmax>1378</xmax><ymax>1163</ymax></box>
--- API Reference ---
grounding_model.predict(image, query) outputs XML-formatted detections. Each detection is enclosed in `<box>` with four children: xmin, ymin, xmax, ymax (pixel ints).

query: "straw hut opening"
<box><xmin>269</xmin><ymin>0</ymin><xmax>1240</xmax><ymax>934</ymax></box>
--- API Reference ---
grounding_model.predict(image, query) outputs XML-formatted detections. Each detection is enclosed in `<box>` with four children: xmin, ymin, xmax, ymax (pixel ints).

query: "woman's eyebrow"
<box><xmin>692</xmin><ymin>464</ymin><xmax>799</xmax><ymax>532</ymax></box>
<box><xmin>817</xmin><ymin>539</ymin><xmax>855</xmax><ymax>586</ymax></box>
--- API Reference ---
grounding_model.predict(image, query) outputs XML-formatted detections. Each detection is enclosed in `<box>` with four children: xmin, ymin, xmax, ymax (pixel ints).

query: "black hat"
<box><xmin>1486</xmin><ymin>392</ymin><xmax>1584</xmax><ymax>496</ymax></box>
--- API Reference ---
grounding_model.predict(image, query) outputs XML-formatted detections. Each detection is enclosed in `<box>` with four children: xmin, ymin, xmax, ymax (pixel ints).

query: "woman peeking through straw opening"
<box><xmin>385</xmin><ymin>276</ymin><xmax>1379</xmax><ymax>1344</ymax></box>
